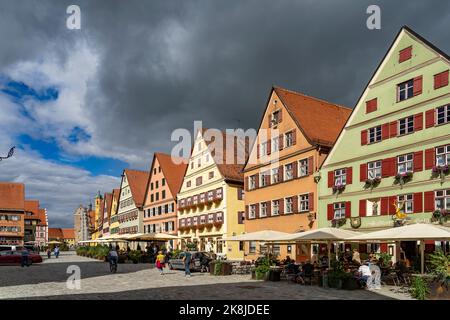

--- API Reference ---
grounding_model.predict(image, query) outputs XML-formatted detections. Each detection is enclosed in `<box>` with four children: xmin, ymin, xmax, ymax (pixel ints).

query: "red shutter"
<box><xmin>361</xmin><ymin>130</ymin><xmax>368</xmax><ymax>145</ymax></box>
<box><xmin>278</xmin><ymin>166</ymin><xmax>283</xmax><ymax>183</ymax></box>
<box><xmin>360</xmin><ymin>163</ymin><xmax>368</xmax><ymax>182</ymax></box>
<box><xmin>434</xmin><ymin>73</ymin><xmax>442</xmax><ymax>90</ymax></box>
<box><xmin>255</xmin><ymin>174</ymin><xmax>259</xmax><ymax>189</ymax></box>
<box><xmin>345</xmin><ymin>202</ymin><xmax>351</xmax><ymax>218</ymax></box>
<box><xmin>347</xmin><ymin>167</ymin><xmax>353</xmax><ymax>185</ymax></box>
<box><xmin>359</xmin><ymin>199</ymin><xmax>367</xmax><ymax>217</ymax></box>
<box><xmin>424</xmin><ymin>191</ymin><xmax>435</xmax><ymax>212</ymax></box>
<box><xmin>389</xmin><ymin>121</ymin><xmax>398</xmax><ymax>138</ymax></box>
<box><xmin>414</xmin><ymin>113</ymin><xmax>423</xmax><ymax>131</ymax></box>
<box><xmin>441</xmin><ymin>70</ymin><xmax>449</xmax><ymax>87</ymax></box>
<box><xmin>414</xmin><ymin>193</ymin><xmax>423</xmax><ymax>213</ymax></box>
<box><xmin>328</xmin><ymin>171</ymin><xmax>334</xmax><ymax>188</ymax></box>
<box><xmin>245</xmin><ymin>205</ymin><xmax>249</xmax><ymax>220</ymax></box>
<box><xmin>399</xmin><ymin>46</ymin><xmax>412</xmax><ymax>63</ymax></box>
<box><xmin>292</xmin><ymin>129</ymin><xmax>297</xmax><ymax>145</ymax></box>
<box><xmin>266</xmin><ymin>201</ymin><xmax>272</xmax><ymax>217</ymax></box>
<box><xmin>380</xmin><ymin>197</ymin><xmax>389</xmax><ymax>215</ymax></box>
<box><xmin>267</xmin><ymin>139</ymin><xmax>271</xmax><ymax>155</ymax></box>
<box><xmin>380</xmin><ymin>243</ymin><xmax>388</xmax><ymax>253</ymax></box>
<box><xmin>292</xmin><ymin>196</ymin><xmax>298</xmax><ymax>214</ymax></box>
<box><xmin>413</xmin><ymin>76</ymin><xmax>423</xmax><ymax>96</ymax></box>
<box><xmin>327</xmin><ymin>204</ymin><xmax>334</xmax><ymax>220</ymax></box>
<box><xmin>425</xmin><ymin>148</ymin><xmax>435</xmax><ymax>169</ymax></box>
<box><xmin>278</xmin><ymin>134</ymin><xmax>283</xmax><ymax>150</ymax></box>
<box><xmin>382</xmin><ymin>158</ymin><xmax>395</xmax><ymax>177</ymax></box>
<box><xmin>265</xmin><ymin>172</ymin><xmax>270</xmax><ymax>186</ymax></box>
<box><xmin>425</xmin><ymin>109</ymin><xmax>435</xmax><ymax>128</ymax></box>
<box><xmin>292</xmin><ymin>161</ymin><xmax>298</xmax><ymax>179</ymax></box>
<box><xmin>389</xmin><ymin>196</ymin><xmax>397</xmax><ymax>215</ymax></box>
<box><xmin>382</xmin><ymin>123</ymin><xmax>390</xmax><ymax>140</ymax></box>
<box><xmin>434</xmin><ymin>70</ymin><xmax>449</xmax><ymax>89</ymax></box>
<box><xmin>255</xmin><ymin>203</ymin><xmax>260</xmax><ymax>219</ymax></box>
<box><xmin>414</xmin><ymin>151</ymin><xmax>423</xmax><ymax>172</ymax></box>
<box><xmin>279</xmin><ymin>199</ymin><xmax>284</xmax><ymax>215</ymax></box>
<box><xmin>392</xmin><ymin>157</ymin><xmax>397</xmax><ymax>176</ymax></box>
<box><xmin>309</xmin><ymin>193</ymin><xmax>314</xmax><ymax>211</ymax></box>
<box><xmin>308</xmin><ymin>156</ymin><xmax>314</xmax><ymax>175</ymax></box>
<box><xmin>366</xmin><ymin>98</ymin><xmax>377</xmax><ymax>113</ymax></box>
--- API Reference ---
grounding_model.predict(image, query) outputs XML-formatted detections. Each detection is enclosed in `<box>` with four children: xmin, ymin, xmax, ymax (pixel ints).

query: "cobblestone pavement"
<box><xmin>0</xmin><ymin>252</ymin><xmax>413</xmax><ymax>300</ymax></box>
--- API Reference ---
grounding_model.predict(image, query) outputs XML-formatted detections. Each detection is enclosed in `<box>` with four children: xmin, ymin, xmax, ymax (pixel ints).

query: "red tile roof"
<box><xmin>273</xmin><ymin>87</ymin><xmax>352</xmax><ymax>147</ymax></box>
<box><xmin>88</xmin><ymin>210</ymin><xmax>95</xmax><ymax>228</ymax></box>
<box><xmin>104</xmin><ymin>192</ymin><xmax>113</xmax><ymax>218</ymax></box>
<box><xmin>24</xmin><ymin>200</ymin><xmax>40</xmax><ymax>221</ymax></box>
<box><xmin>0</xmin><ymin>182</ymin><xmax>25</xmax><ymax>211</ymax></box>
<box><xmin>48</xmin><ymin>228</ymin><xmax>63</xmax><ymax>239</ymax></box>
<box><xmin>155</xmin><ymin>153</ymin><xmax>188</xmax><ymax>197</ymax></box>
<box><xmin>38</xmin><ymin>208</ymin><xmax>47</xmax><ymax>226</ymax></box>
<box><xmin>124</xmin><ymin>169</ymin><xmax>150</xmax><ymax>208</ymax></box>
<box><xmin>61</xmin><ymin>228</ymin><xmax>75</xmax><ymax>239</ymax></box>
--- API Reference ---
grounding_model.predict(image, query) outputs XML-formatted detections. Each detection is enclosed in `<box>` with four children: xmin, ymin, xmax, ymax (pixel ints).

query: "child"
<box><xmin>156</xmin><ymin>251</ymin><xmax>165</xmax><ymax>275</ymax></box>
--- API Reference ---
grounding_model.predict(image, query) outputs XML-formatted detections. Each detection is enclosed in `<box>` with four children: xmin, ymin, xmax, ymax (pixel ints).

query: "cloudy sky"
<box><xmin>0</xmin><ymin>0</ymin><xmax>449</xmax><ymax>227</ymax></box>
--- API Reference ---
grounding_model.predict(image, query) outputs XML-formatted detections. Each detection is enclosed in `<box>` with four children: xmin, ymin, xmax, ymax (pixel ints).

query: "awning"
<box><xmin>271</xmin><ymin>227</ymin><xmax>362</xmax><ymax>242</ymax></box>
<box><xmin>224</xmin><ymin>230</ymin><xmax>291</xmax><ymax>241</ymax></box>
<box><xmin>347</xmin><ymin>223</ymin><xmax>450</xmax><ymax>241</ymax></box>
<box><xmin>126</xmin><ymin>233</ymin><xmax>179</xmax><ymax>241</ymax></box>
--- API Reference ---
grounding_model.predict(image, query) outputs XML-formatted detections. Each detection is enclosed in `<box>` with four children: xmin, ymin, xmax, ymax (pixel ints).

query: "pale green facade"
<box><xmin>318</xmin><ymin>27</ymin><xmax>450</xmax><ymax>232</ymax></box>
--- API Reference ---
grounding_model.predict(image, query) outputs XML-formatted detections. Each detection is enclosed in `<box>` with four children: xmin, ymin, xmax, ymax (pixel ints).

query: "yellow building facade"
<box><xmin>109</xmin><ymin>189</ymin><xmax>120</xmax><ymax>235</ymax></box>
<box><xmin>91</xmin><ymin>192</ymin><xmax>103</xmax><ymax>240</ymax></box>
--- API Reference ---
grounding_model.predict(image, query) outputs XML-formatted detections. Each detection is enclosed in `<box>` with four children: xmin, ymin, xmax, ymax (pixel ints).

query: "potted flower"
<box><xmin>332</xmin><ymin>183</ymin><xmax>345</xmax><ymax>194</ymax></box>
<box><xmin>364</xmin><ymin>177</ymin><xmax>381</xmax><ymax>190</ymax></box>
<box><xmin>431</xmin><ymin>209</ymin><xmax>448</xmax><ymax>225</ymax></box>
<box><xmin>432</xmin><ymin>165</ymin><xmax>449</xmax><ymax>182</ymax></box>
<box><xmin>331</xmin><ymin>218</ymin><xmax>346</xmax><ymax>228</ymax></box>
<box><xmin>394</xmin><ymin>171</ymin><xmax>413</xmax><ymax>187</ymax></box>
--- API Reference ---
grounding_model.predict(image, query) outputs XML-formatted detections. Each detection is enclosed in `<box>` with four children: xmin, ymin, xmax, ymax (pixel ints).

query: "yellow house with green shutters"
<box><xmin>177</xmin><ymin>129</ymin><xmax>246</xmax><ymax>260</ymax></box>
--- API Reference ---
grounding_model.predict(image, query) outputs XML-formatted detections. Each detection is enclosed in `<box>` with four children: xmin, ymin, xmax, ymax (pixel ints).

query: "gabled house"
<box><xmin>24</xmin><ymin>200</ymin><xmax>41</xmax><ymax>243</ymax></box>
<box><xmin>0</xmin><ymin>182</ymin><xmax>25</xmax><ymax>245</ymax></box>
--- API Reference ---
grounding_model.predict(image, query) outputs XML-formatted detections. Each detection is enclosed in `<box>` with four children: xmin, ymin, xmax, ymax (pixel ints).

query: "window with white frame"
<box><xmin>436</xmin><ymin>145</ymin><xmax>450</xmax><ymax>166</ymax></box>
<box><xmin>272</xmin><ymin>137</ymin><xmax>279</xmax><ymax>153</ymax></box>
<box><xmin>435</xmin><ymin>190</ymin><xmax>450</xmax><ymax>211</ymax></box>
<box><xmin>272</xmin><ymin>200</ymin><xmax>280</xmax><ymax>216</ymax></box>
<box><xmin>368</xmin><ymin>161</ymin><xmax>382</xmax><ymax>179</ymax></box>
<box><xmin>397</xmin><ymin>154</ymin><xmax>413</xmax><ymax>174</ymax></box>
<box><xmin>260</xmin><ymin>142</ymin><xmax>268</xmax><ymax>156</ymax></box>
<box><xmin>398</xmin><ymin>79</ymin><xmax>414</xmax><ymax>101</ymax></box>
<box><xmin>299</xmin><ymin>194</ymin><xmax>309</xmax><ymax>212</ymax></box>
<box><xmin>298</xmin><ymin>159</ymin><xmax>308</xmax><ymax>177</ymax></box>
<box><xmin>334</xmin><ymin>168</ymin><xmax>347</xmax><ymax>186</ymax></box>
<box><xmin>398</xmin><ymin>194</ymin><xmax>413</xmax><ymax>213</ymax></box>
<box><xmin>249</xmin><ymin>175</ymin><xmax>256</xmax><ymax>190</ymax></box>
<box><xmin>249</xmin><ymin>241</ymin><xmax>256</xmax><ymax>253</ymax></box>
<box><xmin>249</xmin><ymin>205</ymin><xmax>256</xmax><ymax>219</ymax></box>
<box><xmin>368</xmin><ymin>126</ymin><xmax>382</xmax><ymax>144</ymax></box>
<box><xmin>260</xmin><ymin>202</ymin><xmax>268</xmax><ymax>217</ymax></box>
<box><xmin>284</xmin><ymin>163</ymin><xmax>293</xmax><ymax>180</ymax></box>
<box><xmin>260</xmin><ymin>172</ymin><xmax>269</xmax><ymax>187</ymax></box>
<box><xmin>334</xmin><ymin>203</ymin><xmax>346</xmax><ymax>219</ymax></box>
<box><xmin>399</xmin><ymin>116</ymin><xmax>414</xmax><ymax>135</ymax></box>
<box><xmin>285</xmin><ymin>131</ymin><xmax>293</xmax><ymax>148</ymax></box>
<box><xmin>285</xmin><ymin>197</ymin><xmax>293</xmax><ymax>214</ymax></box>
<box><xmin>436</xmin><ymin>105</ymin><xmax>450</xmax><ymax>125</ymax></box>
<box><xmin>271</xmin><ymin>168</ymin><xmax>279</xmax><ymax>184</ymax></box>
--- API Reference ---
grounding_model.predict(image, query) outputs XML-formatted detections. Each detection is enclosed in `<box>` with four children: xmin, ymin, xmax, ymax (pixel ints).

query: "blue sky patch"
<box><xmin>67</xmin><ymin>126</ymin><xmax>92</xmax><ymax>144</ymax></box>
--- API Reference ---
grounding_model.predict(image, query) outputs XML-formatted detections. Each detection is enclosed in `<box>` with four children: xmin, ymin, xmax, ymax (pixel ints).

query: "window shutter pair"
<box><xmin>425</xmin><ymin>109</ymin><xmax>435</xmax><ymax>128</ymax></box>
<box><xmin>414</xmin><ymin>113</ymin><xmax>423</xmax><ymax>131</ymax></box>
<box><xmin>360</xmin><ymin>163</ymin><xmax>368</xmax><ymax>182</ymax></box>
<box><xmin>425</xmin><ymin>148</ymin><xmax>435</xmax><ymax>170</ymax></box>
<box><xmin>388</xmin><ymin>196</ymin><xmax>397</xmax><ymax>215</ymax></box>
<box><xmin>365</xmin><ymin>98</ymin><xmax>377</xmax><ymax>113</ymax></box>
<box><xmin>424</xmin><ymin>191</ymin><xmax>435</xmax><ymax>212</ymax></box>
<box><xmin>413</xmin><ymin>76</ymin><xmax>423</xmax><ymax>96</ymax></box>
<box><xmin>413</xmin><ymin>151</ymin><xmax>423</xmax><ymax>172</ymax></box>
<box><xmin>434</xmin><ymin>70</ymin><xmax>449</xmax><ymax>89</ymax></box>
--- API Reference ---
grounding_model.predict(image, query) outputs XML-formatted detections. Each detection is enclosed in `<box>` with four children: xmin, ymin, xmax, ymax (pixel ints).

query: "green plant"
<box><xmin>214</xmin><ymin>261</ymin><xmax>223</xmax><ymax>276</ymax></box>
<box><xmin>186</xmin><ymin>242</ymin><xmax>197</xmax><ymax>251</ymax></box>
<box><xmin>128</xmin><ymin>250</ymin><xmax>142</xmax><ymax>263</ymax></box>
<box><xmin>376</xmin><ymin>252</ymin><xmax>393</xmax><ymax>268</ymax></box>
<box><xmin>410</xmin><ymin>276</ymin><xmax>429</xmax><ymax>300</ymax></box>
<box><xmin>171</xmin><ymin>249</ymin><xmax>182</xmax><ymax>258</ymax></box>
<box><xmin>429</xmin><ymin>250</ymin><xmax>450</xmax><ymax>290</ymax></box>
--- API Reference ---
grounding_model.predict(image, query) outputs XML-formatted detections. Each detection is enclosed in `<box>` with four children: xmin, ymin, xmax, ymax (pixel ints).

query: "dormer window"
<box><xmin>270</xmin><ymin>110</ymin><xmax>281</xmax><ymax>127</ymax></box>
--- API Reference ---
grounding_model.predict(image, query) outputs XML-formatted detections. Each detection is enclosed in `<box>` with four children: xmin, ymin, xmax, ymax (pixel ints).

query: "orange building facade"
<box><xmin>0</xmin><ymin>182</ymin><xmax>25</xmax><ymax>245</ymax></box>
<box><xmin>143</xmin><ymin>153</ymin><xmax>187</xmax><ymax>248</ymax></box>
<box><xmin>243</xmin><ymin>87</ymin><xmax>351</xmax><ymax>262</ymax></box>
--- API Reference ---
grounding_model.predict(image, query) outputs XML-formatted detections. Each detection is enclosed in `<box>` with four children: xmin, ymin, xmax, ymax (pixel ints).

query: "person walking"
<box><xmin>183</xmin><ymin>251</ymin><xmax>192</xmax><ymax>277</ymax></box>
<box><xmin>46</xmin><ymin>248</ymin><xmax>51</xmax><ymax>259</ymax></box>
<box><xmin>54</xmin><ymin>245</ymin><xmax>60</xmax><ymax>258</ymax></box>
<box><xmin>156</xmin><ymin>251</ymin><xmax>165</xmax><ymax>275</ymax></box>
<box><xmin>21</xmin><ymin>248</ymin><xmax>30</xmax><ymax>267</ymax></box>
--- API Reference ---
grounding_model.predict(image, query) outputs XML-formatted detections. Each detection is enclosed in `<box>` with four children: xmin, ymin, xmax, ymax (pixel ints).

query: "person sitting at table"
<box><xmin>344</xmin><ymin>248</ymin><xmax>353</xmax><ymax>263</ymax></box>
<box><xmin>296</xmin><ymin>260</ymin><xmax>314</xmax><ymax>285</ymax></box>
<box><xmin>283</xmin><ymin>256</ymin><xmax>292</xmax><ymax>265</ymax></box>
<box><xmin>357</xmin><ymin>261</ymin><xmax>373</xmax><ymax>289</ymax></box>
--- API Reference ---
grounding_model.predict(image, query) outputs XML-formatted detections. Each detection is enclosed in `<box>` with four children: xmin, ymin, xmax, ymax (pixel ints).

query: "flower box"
<box><xmin>332</xmin><ymin>183</ymin><xmax>345</xmax><ymax>194</ymax></box>
<box><xmin>364</xmin><ymin>177</ymin><xmax>381</xmax><ymax>189</ymax></box>
<box><xmin>394</xmin><ymin>171</ymin><xmax>413</xmax><ymax>186</ymax></box>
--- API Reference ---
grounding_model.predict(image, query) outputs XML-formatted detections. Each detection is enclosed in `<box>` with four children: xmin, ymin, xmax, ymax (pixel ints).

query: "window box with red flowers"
<box><xmin>364</xmin><ymin>177</ymin><xmax>381</xmax><ymax>190</ymax></box>
<box><xmin>331</xmin><ymin>218</ymin><xmax>347</xmax><ymax>228</ymax></box>
<box><xmin>432</xmin><ymin>165</ymin><xmax>449</xmax><ymax>182</ymax></box>
<box><xmin>394</xmin><ymin>171</ymin><xmax>413</xmax><ymax>186</ymax></box>
<box><xmin>332</xmin><ymin>183</ymin><xmax>346</xmax><ymax>194</ymax></box>
<box><xmin>431</xmin><ymin>209</ymin><xmax>448</xmax><ymax>225</ymax></box>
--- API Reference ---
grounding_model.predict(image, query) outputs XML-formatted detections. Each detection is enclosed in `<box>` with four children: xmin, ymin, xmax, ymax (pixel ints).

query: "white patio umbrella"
<box><xmin>224</xmin><ymin>230</ymin><xmax>291</xmax><ymax>241</ymax></box>
<box><xmin>347</xmin><ymin>223</ymin><xmax>450</xmax><ymax>274</ymax></box>
<box><xmin>271</xmin><ymin>227</ymin><xmax>362</xmax><ymax>242</ymax></box>
<box><xmin>127</xmin><ymin>233</ymin><xmax>179</xmax><ymax>241</ymax></box>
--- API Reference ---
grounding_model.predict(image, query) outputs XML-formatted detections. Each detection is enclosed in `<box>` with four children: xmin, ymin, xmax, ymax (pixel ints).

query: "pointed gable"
<box><xmin>155</xmin><ymin>153</ymin><xmax>188</xmax><ymax>197</ymax></box>
<box><xmin>24</xmin><ymin>200</ymin><xmax>40</xmax><ymax>217</ymax></box>
<box><xmin>125</xmin><ymin>169</ymin><xmax>150</xmax><ymax>208</ymax></box>
<box><xmin>104</xmin><ymin>192</ymin><xmax>113</xmax><ymax>218</ymax></box>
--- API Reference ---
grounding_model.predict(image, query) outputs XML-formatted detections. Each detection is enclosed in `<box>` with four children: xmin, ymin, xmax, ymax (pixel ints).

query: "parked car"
<box><xmin>0</xmin><ymin>250</ymin><xmax>43</xmax><ymax>265</ymax></box>
<box><xmin>0</xmin><ymin>245</ymin><xmax>21</xmax><ymax>252</ymax></box>
<box><xmin>168</xmin><ymin>251</ymin><xmax>213</xmax><ymax>272</ymax></box>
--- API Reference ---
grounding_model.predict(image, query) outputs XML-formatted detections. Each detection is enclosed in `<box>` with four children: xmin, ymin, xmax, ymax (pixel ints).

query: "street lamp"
<box><xmin>0</xmin><ymin>146</ymin><xmax>15</xmax><ymax>162</ymax></box>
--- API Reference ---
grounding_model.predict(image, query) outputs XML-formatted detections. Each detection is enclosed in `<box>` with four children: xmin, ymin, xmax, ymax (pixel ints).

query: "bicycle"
<box><xmin>109</xmin><ymin>257</ymin><xmax>118</xmax><ymax>273</ymax></box>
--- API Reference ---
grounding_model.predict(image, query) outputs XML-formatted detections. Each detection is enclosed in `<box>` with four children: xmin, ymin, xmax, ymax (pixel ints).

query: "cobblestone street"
<box><xmin>0</xmin><ymin>252</ymin><xmax>412</xmax><ymax>300</ymax></box>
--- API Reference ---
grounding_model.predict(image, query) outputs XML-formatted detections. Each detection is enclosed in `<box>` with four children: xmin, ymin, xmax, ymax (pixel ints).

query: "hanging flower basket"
<box><xmin>331</xmin><ymin>218</ymin><xmax>346</xmax><ymax>228</ymax></box>
<box><xmin>332</xmin><ymin>183</ymin><xmax>346</xmax><ymax>194</ymax></box>
<box><xmin>432</xmin><ymin>165</ymin><xmax>449</xmax><ymax>182</ymax></box>
<box><xmin>364</xmin><ymin>177</ymin><xmax>381</xmax><ymax>190</ymax></box>
<box><xmin>394</xmin><ymin>171</ymin><xmax>413</xmax><ymax>186</ymax></box>
<box><xmin>431</xmin><ymin>209</ymin><xmax>448</xmax><ymax>225</ymax></box>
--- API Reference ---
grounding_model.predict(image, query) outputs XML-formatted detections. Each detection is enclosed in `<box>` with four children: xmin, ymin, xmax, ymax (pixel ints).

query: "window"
<box><xmin>156</xmin><ymin>181</ymin><xmax>159</xmax><ymax>188</ymax></box>
<box><xmin>298</xmin><ymin>159</ymin><xmax>308</xmax><ymax>177</ymax></box>
<box><xmin>162</xmin><ymin>190</ymin><xmax>166</xmax><ymax>199</ymax></box>
<box><xmin>271</xmin><ymin>138</ymin><xmax>279</xmax><ymax>152</ymax></box>
<box><xmin>399</xmin><ymin>116</ymin><xmax>414</xmax><ymax>135</ymax></box>
<box><xmin>285</xmin><ymin>197</ymin><xmax>293</xmax><ymax>214</ymax></box>
<box><xmin>239</xmin><ymin>241</ymin><xmax>244</xmax><ymax>251</ymax></box>
<box><xmin>162</xmin><ymin>178</ymin><xmax>165</xmax><ymax>186</ymax></box>
<box><xmin>260</xmin><ymin>202</ymin><xmax>268</xmax><ymax>217</ymax></box>
<box><xmin>436</xmin><ymin>145</ymin><xmax>450</xmax><ymax>166</ymax></box>
<box><xmin>334</xmin><ymin>203</ymin><xmax>346</xmax><ymax>219</ymax></box>
<box><xmin>186</xmin><ymin>181</ymin><xmax>191</xmax><ymax>188</ymax></box>
<box><xmin>158</xmin><ymin>167</ymin><xmax>161</xmax><ymax>173</ymax></box>
<box><xmin>285</xmin><ymin>131</ymin><xmax>293</xmax><ymax>148</ymax></box>
<box><xmin>397</xmin><ymin>154</ymin><xmax>413</xmax><ymax>174</ymax></box>
<box><xmin>153</xmin><ymin>168</ymin><xmax>157</xmax><ymax>175</ymax></box>
<box><xmin>271</xmin><ymin>168</ymin><xmax>279</xmax><ymax>184</ymax></box>
<box><xmin>334</xmin><ymin>168</ymin><xmax>347</xmax><ymax>186</ymax></box>
<box><xmin>435</xmin><ymin>190</ymin><xmax>450</xmax><ymax>211</ymax></box>
<box><xmin>150</xmin><ymin>182</ymin><xmax>154</xmax><ymax>191</ymax></box>
<box><xmin>249</xmin><ymin>175</ymin><xmax>256</xmax><ymax>190</ymax></box>
<box><xmin>271</xmin><ymin>110</ymin><xmax>280</xmax><ymax>125</ymax></box>
<box><xmin>299</xmin><ymin>194</ymin><xmax>309</xmax><ymax>212</ymax></box>
<box><xmin>368</xmin><ymin>161</ymin><xmax>381</xmax><ymax>179</ymax></box>
<box><xmin>272</xmin><ymin>200</ymin><xmax>280</xmax><ymax>216</ymax></box>
<box><xmin>190</xmin><ymin>162</ymin><xmax>194</xmax><ymax>169</ymax></box>
<box><xmin>260</xmin><ymin>172</ymin><xmax>269</xmax><ymax>187</ymax></box>
<box><xmin>249</xmin><ymin>241</ymin><xmax>256</xmax><ymax>253</ymax></box>
<box><xmin>150</xmin><ymin>194</ymin><xmax>154</xmax><ymax>203</ymax></box>
<box><xmin>398</xmin><ymin>194</ymin><xmax>413</xmax><ymax>214</ymax></box>
<box><xmin>436</xmin><ymin>105</ymin><xmax>450</xmax><ymax>125</ymax></box>
<box><xmin>367</xmin><ymin>199</ymin><xmax>380</xmax><ymax>217</ymax></box>
<box><xmin>155</xmin><ymin>192</ymin><xmax>159</xmax><ymax>201</ymax></box>
<box><xmin>249</xmin><ymin>205</ymin><xmax>256</xmax><ymax>219</ymax></box>
<box><xmin>209</xmin><ymin>171</ymin><xmax>214</xmax><ymax>179</ymax></box>
<box><xmin>197</xmin><ymin>158</ymin><xmax>201</xmax><ymax>168</ymax></box>
<box><xmin>284</xmin><ymin>163</ymin><xmax>293</xmax><ymax>181</ymax></box>
<box><xmin>368</xmin><ymin>126</ymin><xmax>382</xmax><ymax>144</ymax></box>
<box><xmin>196</xmin><ymin>177</ymin><xmax>202</xmax><ymax>186</ymax></box>
<box><xmin>260</xmin><ymin>142</ymin><xmax>268</xmax><ymax>156</ymax></box>
<box><xmin>398</xmin><ymin>79</ymin><xmax>414</xmax><ymax>101</ymax></box>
